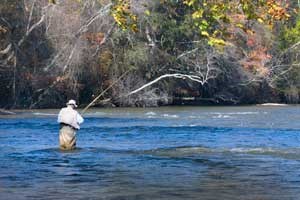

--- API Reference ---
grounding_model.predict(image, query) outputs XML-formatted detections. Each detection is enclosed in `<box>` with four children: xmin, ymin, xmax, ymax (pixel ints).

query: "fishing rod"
<box><xmin>81</xmin><ymin>69</ymin><xmax>131</xmax><ymax>114</ymax></box>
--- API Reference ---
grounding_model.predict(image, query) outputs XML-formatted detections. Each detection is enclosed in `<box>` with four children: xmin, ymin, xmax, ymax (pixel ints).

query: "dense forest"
<box><xmin>1</xmin><ymin>0</ymin><xmax>300</xmax><ymax>108</ymax></box>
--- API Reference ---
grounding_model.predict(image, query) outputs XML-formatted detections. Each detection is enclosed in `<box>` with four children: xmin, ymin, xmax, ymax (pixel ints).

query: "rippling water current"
<box><xmin>1</xmin><ymin>106</ymin><xmax>300</xmax><ymax>200</ymax></box>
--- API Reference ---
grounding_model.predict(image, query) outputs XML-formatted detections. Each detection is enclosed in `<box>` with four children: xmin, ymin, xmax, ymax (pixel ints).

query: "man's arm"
<box><xmin>57</xmin><ymin>109</ymin><xmax>62</xmax><ymax>123</ymax></box>
<box><xmin>77</xmin><ymin>113</ymin><xmax>84</xmax><ymax>124</ymax></box>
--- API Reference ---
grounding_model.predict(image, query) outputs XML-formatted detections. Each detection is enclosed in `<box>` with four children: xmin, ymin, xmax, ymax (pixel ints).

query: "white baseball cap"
<box><xmin>66</xmin><ymin>99</ymin><xmax>78</xmax><ymax>107</ymax></box>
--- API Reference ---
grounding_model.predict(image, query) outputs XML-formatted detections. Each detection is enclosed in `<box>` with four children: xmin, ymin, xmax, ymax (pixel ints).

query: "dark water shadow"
<box><xmin>27</xmin><ymin>147</ymin><xmax>85</xmax><ymax>155</ymax></box>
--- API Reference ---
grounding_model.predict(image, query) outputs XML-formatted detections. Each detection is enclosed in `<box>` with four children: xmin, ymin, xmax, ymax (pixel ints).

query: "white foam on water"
<box><xmin>33</xmin><ymin>112</ymin><xmax>57</xmax><ymax>116</ymax></box>
<box><xmin>87</xmin><ymin>112</ymin><xmax>107</xmax><ymax>116</ymax></box>
<box><xmin>210</xmin><ymin>112</ymin><xmax>259</xmax><ymax>115</ymax></box>
<box><xmin>145</xmin><ymin>112</ymin><xmax>157</xmax><ymax>116</ymax></box>
<box><xmin>213</xmin><ymin>114</ymin><xmax>233</xmax><ymax>119</ymax></box>
<box><xmin>162</xmin><ymin>114</ymin><xmax>179</xmax><ymax>118</ymax></box>
<box><xmin>228</xmin><ymin>112</ymin><xmax>259</xmax><ymax>115</ymax></box>
<box><xmin>188</xmin><ymin>115</ymin><xmax>204</xmax><ymax>119</ymax></box>
<box><xmin>188</xmin><ymin>124</ymin><xmax>198</xmax><ymax>127</ymax></box>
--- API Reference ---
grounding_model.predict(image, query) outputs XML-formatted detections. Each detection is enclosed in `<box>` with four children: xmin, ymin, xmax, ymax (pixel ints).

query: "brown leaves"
<box><xmin>177</xmin><ymin>0</ymin><xmax>293</xmax><ymax>47</ymax></box>
<box><xmin>0</xmin><ymin>26</ymin><xmax>8</xmax><ymax>34</ymax></box>
<box><xmin>240</xmin><ymin>47</ymin><xmax>272</xmax><ymax>76</ymax></box>
<box><xmin>266</xmin><ymin>0</ymin><xmax>290</xmax><ymax>21</ymax></box>
<box><xmin>82</xmin><ymin>32</ymin><xmax>105</xmax><ymax>45</ymax></box>
<box><xmin>48</xmin><ymin>0</ymin><xmax>56</xmax><ymax>4</ymax></box>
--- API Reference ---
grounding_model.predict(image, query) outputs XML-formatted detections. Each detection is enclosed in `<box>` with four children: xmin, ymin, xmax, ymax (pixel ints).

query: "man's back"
<box><xmin>58</xmin><ymin>106</ymin><xmax>83</xmax><ymax>130</ymax></box>
<box><xmin>58</xmin><ymin>100</ymin><xmax>84</xmax><ymax>150</ymax></box>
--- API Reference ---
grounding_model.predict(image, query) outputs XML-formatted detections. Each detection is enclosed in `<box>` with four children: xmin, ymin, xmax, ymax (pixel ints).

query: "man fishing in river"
<box><xmin>57</xmin><ymin>100</ymin><xmax>84</xmax><ymax>150</ymax></box>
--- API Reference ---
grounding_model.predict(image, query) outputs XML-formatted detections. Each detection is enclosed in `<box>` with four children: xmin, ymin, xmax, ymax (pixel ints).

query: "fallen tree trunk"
<box><xmin>0</xmin><ymin>109</ymin><xmax>16</xmax><ymax>115</ymax></box>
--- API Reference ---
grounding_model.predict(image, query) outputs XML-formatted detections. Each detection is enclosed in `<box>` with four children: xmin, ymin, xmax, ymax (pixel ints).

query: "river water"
<box><xmin>1</xmin><ymin>106</ymin><xmax>300</xmax><ymax>199</ymax></box>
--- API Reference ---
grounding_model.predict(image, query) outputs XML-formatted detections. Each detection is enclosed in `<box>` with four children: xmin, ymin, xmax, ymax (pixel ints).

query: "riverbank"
<box><xmin>0</xmin><ymin>100</ymin><xmax>293</xmax><ymax>116</ymax></box>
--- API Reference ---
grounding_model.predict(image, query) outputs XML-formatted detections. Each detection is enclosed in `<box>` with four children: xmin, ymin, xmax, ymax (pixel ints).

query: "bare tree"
<box><xmin>30</xmin><ymin>0</ymin><xmax>116</xmax><ymax>107</ymax></box>
<box><xmin>0</xmin><ymin>0</ymin><xmax>50</xmax><ymax>106</ymax></box>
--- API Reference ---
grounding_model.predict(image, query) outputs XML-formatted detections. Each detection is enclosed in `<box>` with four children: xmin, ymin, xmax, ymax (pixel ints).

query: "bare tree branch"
<box><xmin>75</xmin><ymin>3</ymin><xmax>112</xmax><ymax>37</ymax></box>
<box><xmin>0</xmin><ymin>44</ymin><xmax>12</xmax><ymax>55</ymax></box>
<box><xmin>63</xmin><ymin>43</ymin><xmax>77</xmax><ymax>72</ymax></box>
<box><xmin>128</xmin><ymin>73</ymin><xmax>208</xmax><ymax>96</ymax></box>
<box><xmin>176</xmin><ymin>48</ymin><xmax>199</xmax><ymax>60</ymax></box>
<box><xmin>44</xmin><ymin>44</ymin><xmax>70</xmax><ymax>71</ymax></box>
<box><xmin>26</xmin><ymin>0</ymin><xmax>37</xmax><ymax>33</ymax></box>
<box><xmin>145</xmin><ymin>26</ymin><xmax>155</xmax><ymax>47</ymax></box>
<box><xmin>18</xmin><ymin>14</ymin><xmax>46</xmax><ymax>47</ymax></box>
